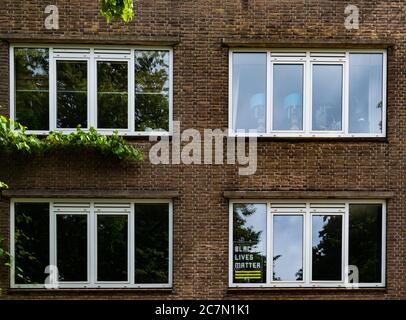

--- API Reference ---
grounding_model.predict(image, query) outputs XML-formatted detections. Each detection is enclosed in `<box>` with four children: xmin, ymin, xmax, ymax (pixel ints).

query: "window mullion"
<box><xmin>169</xmin><ymin>49</ymin><xmax>174</xmax><ymax>135</ymax></box>
<box><xmin>305</xmin><ymin>202</ymin><xmax>311</xmax><ymax>284</ymax></box>
<box><xmin>129</xmin><ymin>49</ymin><xmax>135</xmax><ymax>133</ymax></box>
<box><xmin>267</xmin><ymin>52</ymin><xmax>272</xmax><ymax>133</ymax></box>
<box><xmin>89</xmin><ymin>49</ymin><xmax>95</xmax><ymax>129</ymax></box>
<box><xmin>49</xmin><ymin>48</ymin><xmax>55</xmax><ymax>131</ymax></box>
<box><xmin>344</xmin><ymin>52</ymin><xmax>350</xmax><ymax>135</ymax></box>
<box><xmin>344</xmin><ymin>202</ymin><xmax>349</xmax><ymax>286</ymax></box>
<box><xmin>9</xmin><ymin>46</ymin><xmax>15</xmax><ymax>123</ymax></box>
<box><xmin>89</xmin><ymin>202</ymin><xmax>96</xmax><ymax>286</ymax></box>
<box><xmin>49</xmin><ymin>202</ymin><xmax>56</xmax><ymax>280</ymax></box>
<box><xmin>168</xmin><ymin>200</ymin><xmax>174</xmax><ymax>287</ymax></box>
<box><xmin>305</xmin><ymin>52</ymin><xmax>312</xmax><ymax>134</ymax></box>
<box><xmin>266</xmin><ymin>202</ymin><xmax>272</xmax><ymax>284</ymax></box>
<box><xmin>129</xmin><ymin>202</ymin><xmax>135</xmax><ymax>285</ymax></box>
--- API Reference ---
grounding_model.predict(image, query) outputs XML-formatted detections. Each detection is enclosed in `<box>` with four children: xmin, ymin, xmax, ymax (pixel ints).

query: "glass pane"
<box><xmin>97</xmin><ymin>61</ymin><xmax>128</xmax><ymax>129</ymax></box>
<box><xmin>57</xmin><ymin>214</ymin><xmax>87</xmax><ymax>282</ymax></box>
<box><xmin>56</xmin><ymin>60</ymin><xmax>88</xmax><ymax>128</ymax></box>
<box><xmin>273</xmin><ymin>215</ymin><xmax>303</xmax><ymax>281</ymax></box>
<box><xmin>349</xmin><ymin>204</ymin><xmax>382</xmax><ymax>283</ymax></box>
<box><xmin>312</xmin><ymin>65</ymin><xmax>343</xmax><ymax>131</ymax></box>
<box><xmin>97</xmin><ymin>215</ymin><xmax>128</xmax><ymax>281</ymax></box>
<box><xmin>135</xmin><ymin>204</ymin><xmax>169</xmax><ymax>284</ymax></box>
<box><xmin>232</xmin><ymin>53</ymin><xmax>266</xmax><ymax>133</ymax></box>
<box><xmin>135</xmin><ymin>50</ymin><xmax>169</xmax><ymax>131</ymax></box>
<box><xmin>349</xmin><ymin>54</ymin><xmax>383</xmax><ymax>134</ymax></box>
<box><xmin>273</xmin><ymin>64</ymin><xmax>304</xmax><ymax>131</ymax></box>
<box><xmin>233</xmin><ymin>203</ymin><xmax>267</xmax><ymax>283</ymax></box>
<box><xmin>134</xmin><ymin>93</ymin><xmax>169</xmax><ymax>131</ymax></box>
<box><xmin>312</xmin><ymin>215</ymin><xmax>343</xmax><ymax>281</ymax></box>
<box><xmin>14</xmin><ymin>48</ymin><xmax>49</xmax><ymax>130</ymax></box>
<box><xmin>14</xmin><ymin>203</ymin><xmax>49</xmax><ymax>284</ymax></box>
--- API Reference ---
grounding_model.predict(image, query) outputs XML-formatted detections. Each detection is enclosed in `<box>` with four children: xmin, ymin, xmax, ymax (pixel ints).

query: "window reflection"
<box><xmin>135</xmin><ymin>50</ymin><xmax>169</xmax><ymax>131</ymax></box>
<box><xmin>14</xmin><ymin>48</ymin><xmax>49</xmax><ymax>130</ymax></box>
<box><xmin>233</xmin><ymin>203</ymin><xmax>267</xmax><ymax>283</ymax></box>
<box><xmin>97</xmin><ymin>215</ymin><xmax>128</xmax><ymax>281</ymax></box>
<box><xmin>56</xmin><ymin>60</ymin><xmax>88</xmax><ymax>128</ymax></box>
<box><xmin>312</xmin><ymin>65</ymin><xmax>343</xmax><ymax>131</ymax></box>
<box><xmin>349</xmin><ymin>54</ymin><xmax>383</xmax><ymax>134</ymax></box>
<box><xmin>14</xmin><ymin>203</ymin><xmax>49</xmax><ymax>284</ymax></box>
<box><xmin>312</xmin><ymin>215</ymin><xmax>343</xmax><ymax>281</ymax></box>
<box><xmin>135</xmin><ymin>204</ymin><xmax>169</xmax><ymax>284</ymax></box>
<box><xmin>273</xmin><ymin>64</ymin><xmax>304</xmax><ymax>131</ymax></box>
<box><xmin>273</xmin><ymin>215</ymin><xmax>303</xmax><ymax>281</ymax></box>
<box><xmin>57</xmin><ymin>214</ymin><xmax>88</xmax><ymax>282</ymax></box>
<box><xmin>97</xmin><ymin>61</ymin><xmax>128</xmax><ymax>129</ymax></box>
<box><xmin>349</xmin><ymin>204</ymin><xmax>382</xmax><ymax>283</ymax></box>
<box><xmin>232</xmin><ymin>53</ymin><xmax>267</xmax><ymax>133</ymax></box>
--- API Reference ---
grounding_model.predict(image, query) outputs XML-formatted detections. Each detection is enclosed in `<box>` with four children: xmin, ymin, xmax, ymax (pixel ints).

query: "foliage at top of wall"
<box><xmin>100</xmin><ymin>0</ymin><xmax>135</xmax><ymax>23</ymax></box>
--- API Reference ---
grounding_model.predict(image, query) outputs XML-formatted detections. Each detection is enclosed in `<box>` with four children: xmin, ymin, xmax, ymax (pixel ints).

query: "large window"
<box><xmin>11</xmin><ymin>200</ymin><xmax>172</xmax><ymax>288</ymax></box>
<box><xmin>11</xmin><ymin>46</ymin><xmax>172</xmax><ymax>135</ymax></box>
<box><xmin>230</xmin><ymin>50</ymin><xmax>386</xmax><ymax>137</ymax></box>
<box><xmin>230</xmin><ymin>200</ymin><xmax>386</xmax><ymax>287</ymax></box>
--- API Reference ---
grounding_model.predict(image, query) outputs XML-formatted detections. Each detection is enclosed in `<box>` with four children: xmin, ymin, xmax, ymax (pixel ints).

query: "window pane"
<box><xmin>56</xmin><ymin>60</ymin><xmax>88</xmax><ymax>128</ymax></box>
<box><xmin>349</xmin><ymin>54</ymin><xmax>383</xmax><ymax>134</ymax></box>
<box><xmin>273</xmin><ymin>64</ymin><xmax>304</xmax><ymax>131</ymax></box>
<box><xmin>14</xmin><ymin>203</ymin><xmax>49</xmax><ymax>284</ymax></box>
<box><xmin>312</xmin><ymin>215</ymin><xmax>342</xmax><ymax>281</ymax></box>
<box><xmin>135</xmin><ymin>50</ymin><xmax>169</xmax><ymax>131</ymax></box>
<box><xmin>14</xmin><ymin>48</ymin><xmax>49</xmax><ymax>130</ymax></box>
<box><xmin>273</xmin><ymin>215</ymin><xmax>303</xmax><ymax>281</ymax></box>
<box><xmin>232</xmin><ymin>53</ymin><xmax>266</xmax><ymax>133</ymax></box>
<box><xmin>135</xmin><ymin>204</ymin><xmax>169</xmax><ymax>283</ymax></box>
<box><xmin>349</xmin><ymin>204</ymin><xmax>382</xmax><ymax>283</ymax></box>
<box><xmin>57</xmin><ymin>214</ymin><xmax>87</xmax><ymax>282</ymax></box>
<box><xmin>233</xmin><ymin>203</ymin><xmax>267</xmax><ymax>283</ymax></box>
<box><xmin>97</xmin><ymin>215</ymin><xmax>128</xmax><ymax>281</ymax></box>
<box><xmin>312</xmin><ymin>65</ymin><xmax>343</xmax><ymax>131</ymax></box>
<box><xmin>97</xmin><ymin>61</ymin><xmax>128</xmax><ymax>129</ymax></box>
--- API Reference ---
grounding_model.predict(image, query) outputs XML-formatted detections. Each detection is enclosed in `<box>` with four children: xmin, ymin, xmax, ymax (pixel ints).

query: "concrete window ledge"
<box><xmin>221</xmin><ymin>38</ymin><xmax>395</xmax><ymax>49</ymax></box>
<box><xmin>1</xmin><ymin>189</ymin><xmax>179</xmax><ymax>199</ymax></box>
<box><xmin>227</xmin><ymin>287</ymin><xmax>387</xmax><ymax>294</ymax></box>
<box><xmin>6</xmin><ymin>288</ymin><xmax>173</xmax><ymax>295</ymax></box>
<box><xmin>0</xmin><ymin>34</ymin><xmax>180</xmax><ymax>46</ymax></box>
<box><xmin>223</xmin><ymin>191</ymin><xmax>395</xmax><ymax>200</ymax></box>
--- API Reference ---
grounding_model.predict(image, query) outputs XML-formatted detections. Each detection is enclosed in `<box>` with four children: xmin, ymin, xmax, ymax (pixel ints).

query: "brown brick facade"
<box><xmin>0</xmin><ymin>0</ymin><xmax>405</xmax><ymax>299</ymax></box>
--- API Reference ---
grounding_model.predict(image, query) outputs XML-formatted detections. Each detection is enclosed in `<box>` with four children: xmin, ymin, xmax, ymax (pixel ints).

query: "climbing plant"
<box><xmin>0</xmin><ymin>116</ymin><xmax>143</xmax><ymax>160</ymax></box>
<box><xmin>0</xmin><ymin>115</ymin><xmax>144</xmax><ymax>190</ymax></box>
<box><xmin>99</xmin><ymin>0</ymin><xmax>135</xmax><ymax>23</ymax></box>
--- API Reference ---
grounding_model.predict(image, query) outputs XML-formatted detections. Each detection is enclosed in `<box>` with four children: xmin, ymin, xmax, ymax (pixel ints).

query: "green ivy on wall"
<box><xmin>0</xmin><ymin>115</ymin><xmax>144</xmax><ymax>189</ymax></box>
<box><xmin>100</xmin><ymin>0</ymin><xmax>135</xmax><ymax>23</ymax></box>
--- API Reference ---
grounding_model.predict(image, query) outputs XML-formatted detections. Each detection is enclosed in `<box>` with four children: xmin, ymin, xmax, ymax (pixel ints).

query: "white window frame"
<box><xmin>229</xmin><ymin>49</ymin><xmax>387</xmax><ymax>138</ymax></box>
<box><xmin>10</xmin><ymin>44</ymin><xmax>173</xmax><ymax>136</ymax></box>
<box><xmin>10</xmin><ymin>198</ymin><xmax>173</xmax><ymax>289</ymax></box>
<box><xmin>229</xmin><ymin>199</ymin><xmax>386</xmax><ymax>288</ymax></box>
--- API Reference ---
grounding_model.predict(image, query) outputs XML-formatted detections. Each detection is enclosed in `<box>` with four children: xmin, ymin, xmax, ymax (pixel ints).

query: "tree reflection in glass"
<box><xmin>57</xmin><ymin>214</ymin><xmax>88</xmax><ymax>282</ymax></box>
<box><xmin>349</xmin><ymin>204</ymin><xmax>382</xmax><ymax>283</ymax></box>
<box><xmin>14</xmin><ymin>48</ymin><xmax>49</xmax><ymax>130</ymax></box>
<box><xmin>97</xmin><ymin>61</ymin><xmax>128</xmax><ymax>129</ymax></box>
<box><xmin>14</xmin><ymin>203</ymin><xmax>49</xmax><ymax>284</ymax></box>
<box><xmin>312</xmin><ymin>215</ymin><xmax>343</xmax><ymax>281</ymax></box>
<box><xmin>233</xmin><ymin>203</ymin><xmax>267</xmax><ymax>283</ymax></box>
<box><xmin>56</xmin><ymin>60</ymin><xmax>88</xmax><ymax>128</ymax></box>
<box><xmin>135</xmin><ymin>204</ymin><xmax>169</xmax><ymax>283</ymax></box>
<box><xmin>97</xmin><ymin>215</ymin><xmax>128</xmax><ymax>281</ymax></box>
<box><xmin>135</xmin><ymin>51</ymin><xmax>169</xmax><ymax>131</ymax></box>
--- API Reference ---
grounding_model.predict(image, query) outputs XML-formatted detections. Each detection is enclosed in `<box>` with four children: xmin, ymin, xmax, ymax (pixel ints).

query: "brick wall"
<box><xmin>0</xmin><ymin>0</ymin><xmax>405</xmax><ymax>299</ymax></box>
